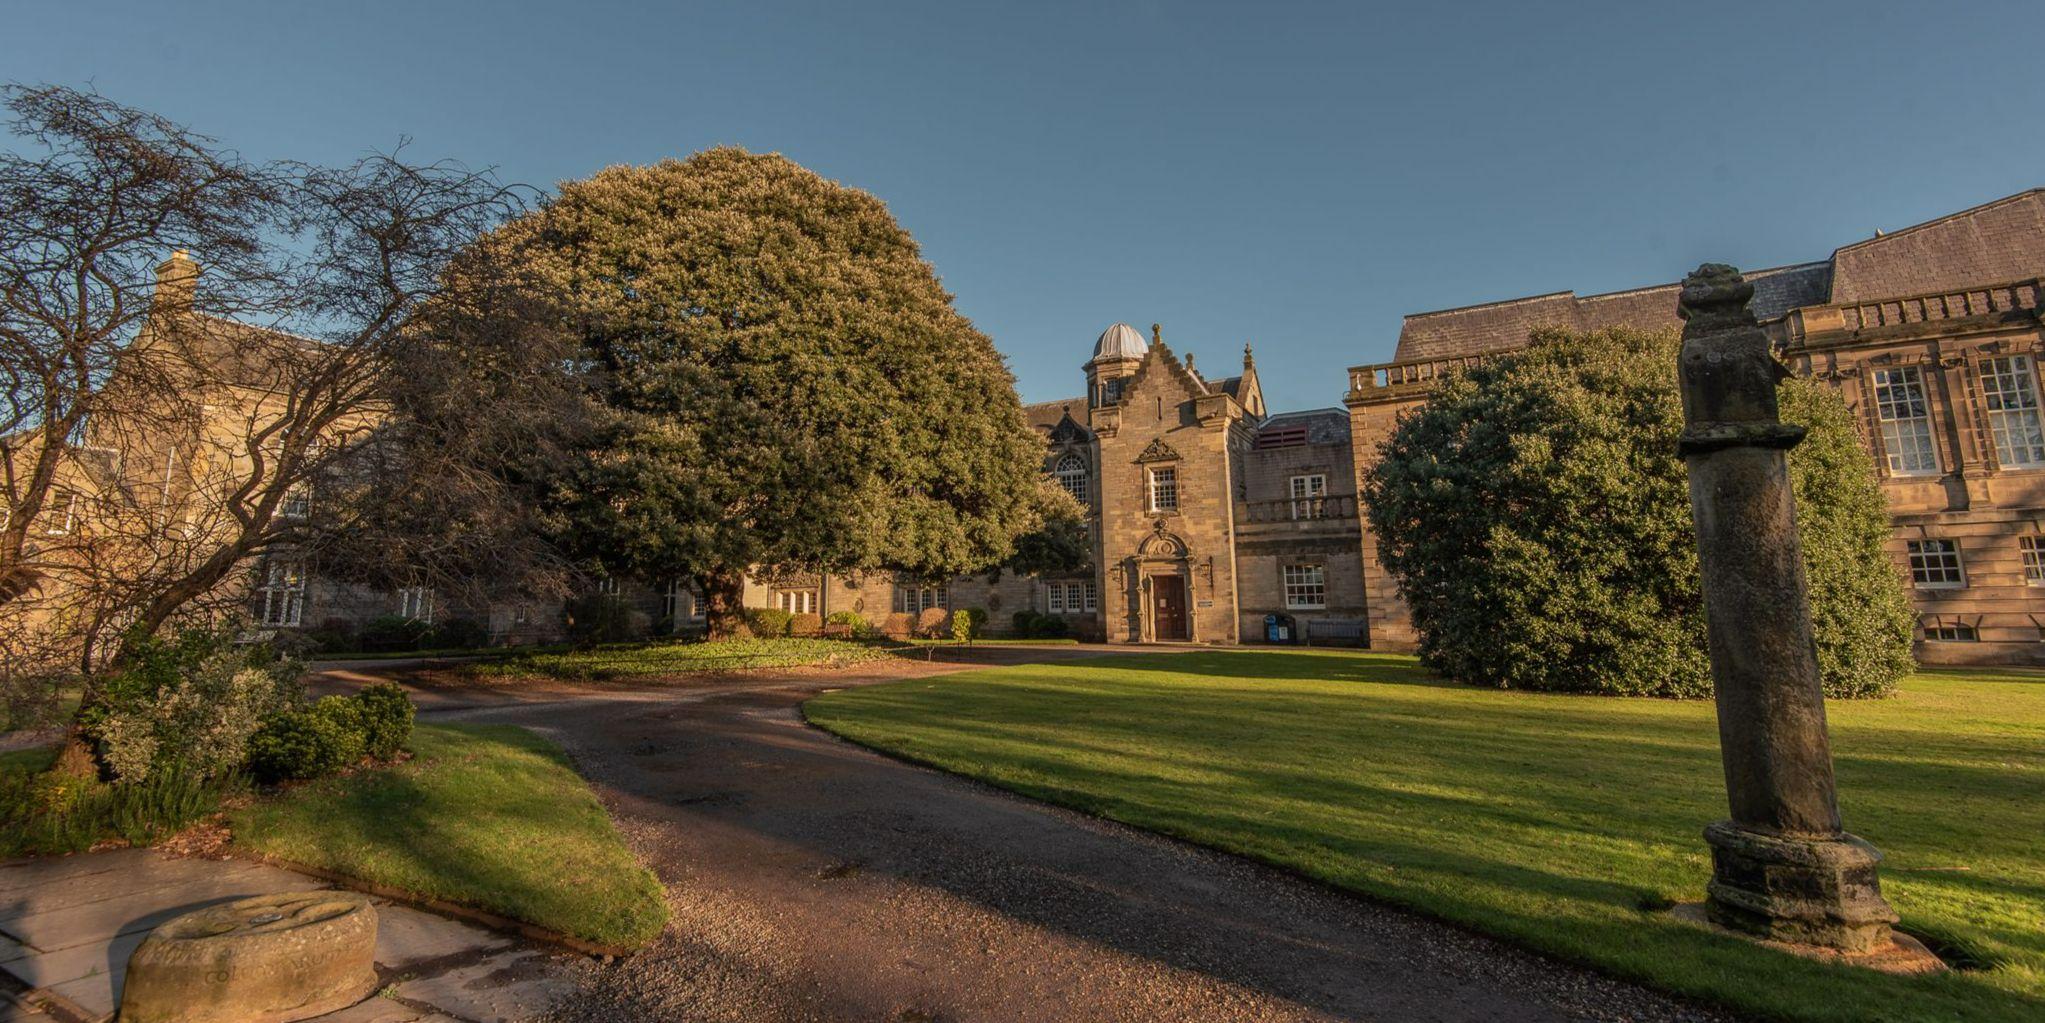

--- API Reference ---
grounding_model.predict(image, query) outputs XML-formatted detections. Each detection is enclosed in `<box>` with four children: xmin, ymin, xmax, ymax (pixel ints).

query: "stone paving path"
<box><xmin>0</xmin><ymin>848</ymin><xmax>575</xmax><ymax>1022</ymax></box>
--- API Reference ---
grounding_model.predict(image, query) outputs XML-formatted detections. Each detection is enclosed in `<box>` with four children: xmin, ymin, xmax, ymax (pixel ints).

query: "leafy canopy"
<box><xmin>480</xmin><ymin>148</ymin><xmax>1045</xmax><ymax>599</ymax></box>
<box><xmin>1362</xmin><ymin>327</ymin><xmax>1914</xmax><ymax>698</ymax></box>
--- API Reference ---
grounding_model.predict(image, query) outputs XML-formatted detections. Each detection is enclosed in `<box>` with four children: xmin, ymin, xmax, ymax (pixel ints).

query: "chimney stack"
<box><xmin>153</xmin><ymin>250</ymin><xmax>200</xmax><ymax>314</ymax></box>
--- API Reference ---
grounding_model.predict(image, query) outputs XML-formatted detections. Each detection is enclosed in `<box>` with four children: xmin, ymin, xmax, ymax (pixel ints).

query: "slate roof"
<box><xmin>1828</xmin><ymin>189</ymin><xmax>2045</xmax><ymax>302</ymax></box>
<box><xmin>1255</xmin><ymin>408</ymin><xmax>1351</xmax><ymax>445</ymax></box>
<box><xmin>1393</xmin><ymin>262</ymin><xmax>1832</xmax><ymax>363</ymax></box>
<box><xmin>1022</xmin><ymin>398</ymin><xmax>1086</xmax><ymax>433</ymax></box>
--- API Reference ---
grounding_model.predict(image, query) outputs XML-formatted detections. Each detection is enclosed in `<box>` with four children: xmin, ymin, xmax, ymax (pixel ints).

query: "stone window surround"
<box><xmin>1976</xmin><ymin>352</ymin><xmax>2045</xmax><ymax>469</ymax></box>
<box><xmin>2023</xmin><ymin>535</ymin><xmax>2045</xmax><ymax>587</ymax></box>
<box><xmin>1282</xmin><ymin>561</ymin><xmax>1327</xmax><ymax>610</ymax></box>
<box><xmin>258</xmin><ymin>557</ymin><xmax>306</xmax><ymax>627</ymax></box>
<box><xmin>1147</xmin><ymin>465</ymin><xmax>1180</xmax><ymax>513</ymax></box>
<box><xmin>1867</xmin><ymin>365</ymin><xmax>1941</xmax><ymax>477</ymax></box>
<box><xmin>1905</xmin><ymin>538</ymin><xmax>1966</xmax><ymax>590</ymax></box>
<box><xmin>395</xmin><ymin>586</ymin><xmax>435</xmax><ymax>624</ymax></box>
<box><xmin>1850</xmin><ymin>340</ymin><xmax>2045</xmax><ymax>481</ymax></box>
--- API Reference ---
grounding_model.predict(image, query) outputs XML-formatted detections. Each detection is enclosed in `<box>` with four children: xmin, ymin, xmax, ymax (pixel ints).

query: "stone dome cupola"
<box><xmin>1086</xmin><ymin>322</ymin><xmax>1150</xmax><ymax>409</ymax></box>
<box><xmin>1089</xmin><ymin>322</ymin><xmax>1149</xmax><ymax>365</ymax></box>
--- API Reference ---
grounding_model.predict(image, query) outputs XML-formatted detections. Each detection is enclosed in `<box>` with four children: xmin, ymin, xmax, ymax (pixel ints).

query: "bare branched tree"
<box><xmin>0</xmin><ymin>83</ymin><xmax>532</xmax><ymax>691</ymax></box>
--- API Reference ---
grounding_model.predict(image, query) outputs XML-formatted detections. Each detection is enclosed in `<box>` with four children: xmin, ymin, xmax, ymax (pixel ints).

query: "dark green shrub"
<box><xmin>353</xmin><ymin>683</ymin><xmax>415</xmax><ymax>760</ymax></box>
<box><xmin>743</xmin><ymin>607</ymin><xmax>794</xmax><ymax>637</ymax></box>
<box><xmin>564</xmin><ymin>593</ymin><xmax>639</xmax><ymax>646</ymax></box>
<box><xmin>1031</xmin><ymin>614</ymin><xmax>1069</xmax><ymax>639</ymax></box>
<box><xmin>1362</xmin><ymin>326</ymin><xmax>1914</xmax><ymax>698</ymax></box>
<box><xmin>952</xmin><ymin>608</ymin><xmax>988</xmax><ymax>643</ymax></box>
<box><xmin>428</xmin><ymin>617</ymin><xmax>490</xmax><ymax>650</ymax></box>
<box><xmin>247</xmin><ymin>705</ymin><xmax>363</xmax><ymax>783</ymax></box>
<box><xmin>302</xmin><ymin>618</ymin><xmax>358</xmax><ymax>654</ymax></box>
<box><xmin>359</xmin><ymin>614</ymin><xmax>433</xmax><ymax>652</ymax></box>
<box><xmin>1011</xmin><ymin>610</ymin><xmax>1041</xmax><ymax>637</ymax></box>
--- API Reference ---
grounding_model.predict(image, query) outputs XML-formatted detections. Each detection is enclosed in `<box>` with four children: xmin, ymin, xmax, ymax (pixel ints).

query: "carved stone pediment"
<box><xmin>1135</xmin><ymin>438</ymin><xmax>1180</xmax><ymax>463</ymax></box>
<box><xmin>1137</xmin><ymin>519</ymin><xmax>1188</xmax><ymax>558</ymax></box>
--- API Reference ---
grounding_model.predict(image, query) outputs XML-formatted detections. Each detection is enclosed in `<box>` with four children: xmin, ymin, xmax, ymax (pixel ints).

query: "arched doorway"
<box><xmin>1134</xmin><ymin>522</ymin><xmax>1193</xmax><ymax>643</ymax></box>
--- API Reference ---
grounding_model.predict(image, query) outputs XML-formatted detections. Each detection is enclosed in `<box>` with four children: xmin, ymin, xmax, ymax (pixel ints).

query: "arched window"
<box><xmin>1053</xmin><ymin>452</ymin><xmax>1089</xmax><ymax>504</ymax></box>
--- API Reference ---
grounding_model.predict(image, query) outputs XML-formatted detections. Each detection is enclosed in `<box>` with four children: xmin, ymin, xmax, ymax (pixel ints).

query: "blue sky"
<box><xmin>8</xmin><ymin>0</ymin><xmax>2043</xmax><ymax>412</ymax></box>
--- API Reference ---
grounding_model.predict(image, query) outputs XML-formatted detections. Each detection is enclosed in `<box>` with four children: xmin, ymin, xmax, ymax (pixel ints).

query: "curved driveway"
<box><xmin>315</xmin><ymin>651</ymin><xmax>1738</xmax><ymax>1023</ymax></box>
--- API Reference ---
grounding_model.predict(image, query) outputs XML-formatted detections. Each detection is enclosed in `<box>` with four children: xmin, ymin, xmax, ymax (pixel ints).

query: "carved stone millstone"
<box><xmin>120</xmin><ymin>891</ymin><xmax>378</xmax><ymax>1023</ymax></box>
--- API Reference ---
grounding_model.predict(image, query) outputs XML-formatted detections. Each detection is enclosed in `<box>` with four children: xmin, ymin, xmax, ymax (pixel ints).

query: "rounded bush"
<box><xmin>789</xmin><ymin>612</ymin><xmax>823</xmax><ymax>637</ymax></box>
<box><xmin>246</xmin><ymin>710</ymin><xmax>359</xmax><ymax>783</ymax></box>
<box><xmin>743</xmin><ymin>607</ymin><xmax>794</xmax><ymax>637</ymax></box>
<box><xmin>1361</xmin><ymin>326</ymin><xmax>1914</xmax><ymax>699</ymax></box>
<box><xmin>914</xmin><ymin>607</ymin><xmax>949</xmax><ymax>638</ymax></box>
<box><xmin>352</xmin><ymin>683</ymin><xmax>415</xmax><ymax>761</ymax></box>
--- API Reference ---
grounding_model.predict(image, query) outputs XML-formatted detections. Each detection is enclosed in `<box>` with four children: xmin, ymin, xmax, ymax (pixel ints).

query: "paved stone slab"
<box><xmin>0</xmin><ymin>996</ymin><xmax>52</xmax><ymax>1022</ymax></box>
<box><xmin>0</xmin><ymin>851</ymin><xmax>574</xmax><ymax>1023</ymax></box>
<box><xmin>373</xmin><ymin>902</ymin><xmax>514</xmax><ymax>969</ymax></box>
<box><xmin>0</xmin><ymin>926</ymin><xmax>143</xmax><ymax>991</ymax></box>
<box><xmin>389</xmin><ymin>947</ymin><xmax>572</xmax><ymax>1023</ymax></box>
<box><xmin>0</xmin><ymin>863</ymin><xmax>319</xmax><ymax>954</ymax></box>
<box><xmin>0</xmin><ymin>848</ymin><xmax>152</xmax><ymax>897</ymax></box>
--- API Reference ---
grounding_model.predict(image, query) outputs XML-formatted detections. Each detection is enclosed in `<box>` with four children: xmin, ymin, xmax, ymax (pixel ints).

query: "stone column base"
<box><xmin>1703</xmin><ymin>820</ymin><xmax>1898</xmax><ymax>954</ymax></box>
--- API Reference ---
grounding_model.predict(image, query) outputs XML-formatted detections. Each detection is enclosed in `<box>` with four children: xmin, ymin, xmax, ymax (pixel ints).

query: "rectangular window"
<box><xmin>775</xmin><ymin>589</ymin><xmax>818</xmax><ymax>615</ymax></box>
<box><xmin>665</xmin><ymin>582</ymin><xmax>703</xmax><ymax>621</ymax></box>
<box><xmin>1148</xmin><ymin>466</ymin><xmax>1178</xmax><ymax>512</ymax></box>
<box><xmin>1923</xmin><ymin>623</ymin><xmax>1978</xmax><ymax>642</ymax></box>
<box><xmin>1282</xmin><ymin>564</ymin><xmax>1326</xmax><ymax>609</ymax></box>
<box><xmin>1045</xmin><ymin>581</ymin><xmax>1098</xmax><ymax>614</ymax></box>
<box><xmin>259</xmin><ymin>559</ymin><xmax>306</xmax><ymax>627</ymax></box>
<box><xmin>2025</xmin><ymin>537</ymin><xmax>2045</xmax><ymax>586</ymax></box>
<box><xmin>44</xmin><ymin>488</ymin><xmax>78</xmax><ymax>535</ymax></box>
<box><xmin>1289</xmin><ymin>474</ymin><xmax>1328</xmax><ymax>519</ymax></box>
<box><xmin>1905</xmin><ymin>539</ymin><xmax>1965</xmax><ymax>589</ymax></box>
<box><xmin>1869</xmin><ymin>367</ymin><xmax>1940</xmax><ymax>475</ymax></box>
<box><xmin>894</xmin><ymin>585</ymin><xmax>948</xmax><ymax>615</ymax></box>
<box><xmin>596</xmin><ymin>577</ymin><xmax>621</xmax><ymax>596</ymax></box>
<box><xmin>396</xmin><ymin>586</ymin><xmax>434</xmax><ymax>624</ymax></box>
<box><xmin>1980</xmin><ymin>355</ymin><xmax>2045</xmax><ymax>467</ymax></box>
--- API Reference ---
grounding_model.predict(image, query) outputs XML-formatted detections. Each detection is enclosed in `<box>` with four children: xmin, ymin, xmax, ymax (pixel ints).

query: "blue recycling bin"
<box><xmin>1264</xmin><ymin>613</ymin><xmax>1295</xmax><ymax>644</ymax></box>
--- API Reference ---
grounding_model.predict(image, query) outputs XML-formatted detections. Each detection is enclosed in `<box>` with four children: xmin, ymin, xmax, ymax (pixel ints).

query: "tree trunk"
<box><xmin>702</xmin><ymin>569</ymin><xmax>748</xmax><ymax>639</ymax></box>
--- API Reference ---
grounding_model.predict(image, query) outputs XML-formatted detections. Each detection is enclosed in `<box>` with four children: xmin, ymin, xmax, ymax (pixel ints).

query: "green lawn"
<box><xmin>466</xmin><ymin>636</ymin><xmax>896</xmax><ymax>682</ymax></box>
<box><xmin>805</xmin><ymin>650</ymin><xmax>2045</xmax><ymax>1023</ymax></box>
<box><xmin>231</xmin><ymin>723</ymin><xmax>668</xmax><ymax>949</ymax></box>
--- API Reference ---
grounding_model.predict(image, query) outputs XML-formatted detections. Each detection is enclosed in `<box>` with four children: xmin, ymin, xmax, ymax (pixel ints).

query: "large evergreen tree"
<box><xmin>470</xmin><ymin>148</ymin><xmax>1046</xmax><ymax>635</ymax></box>
<box><xmin>1362</xmin><ymin>326</ymin><xmax>1915</xmax><ymax>698</ymax></box>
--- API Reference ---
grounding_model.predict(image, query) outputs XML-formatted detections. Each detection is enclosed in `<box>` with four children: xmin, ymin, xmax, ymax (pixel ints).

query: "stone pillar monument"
<box><xmin>1674</xmin><ymin>263</ymin><xmax>1899</xmax><ymax>954</ymax></box>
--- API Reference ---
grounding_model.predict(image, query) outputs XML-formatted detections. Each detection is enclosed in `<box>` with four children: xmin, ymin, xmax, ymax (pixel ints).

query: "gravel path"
<box><xmin>319</xmin><ymin>652</ymin><xmax>1744</xmax><ymax>1023</ymax></box>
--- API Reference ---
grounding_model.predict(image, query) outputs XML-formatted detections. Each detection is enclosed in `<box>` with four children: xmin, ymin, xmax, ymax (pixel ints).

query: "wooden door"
<box><xmin>1151</xmin><ymin>575</ymin><xmax>1188</xmax><ymax>642</ymax></box>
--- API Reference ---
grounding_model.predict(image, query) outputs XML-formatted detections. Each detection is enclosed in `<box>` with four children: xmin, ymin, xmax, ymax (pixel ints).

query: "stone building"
<box><xmin>1347</xmin><ymin>188</ymin><xmax>2045</xmax><ymax>665</ymax></box>
<box><xmin>775</xmin><ymin>322</ymin><xmax>1373</xmax><ymax>645</ymax></box>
